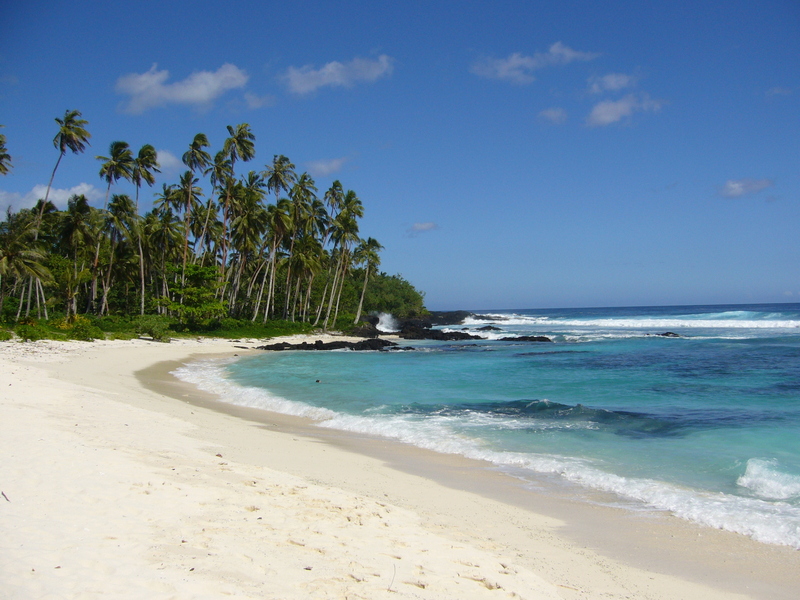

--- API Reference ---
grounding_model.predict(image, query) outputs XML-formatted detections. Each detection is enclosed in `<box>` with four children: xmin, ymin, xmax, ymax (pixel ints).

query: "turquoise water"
<box><xmin>174</xmin><ymin>304</ymin><xmax>800</xmax><ymax>547</ymax></box>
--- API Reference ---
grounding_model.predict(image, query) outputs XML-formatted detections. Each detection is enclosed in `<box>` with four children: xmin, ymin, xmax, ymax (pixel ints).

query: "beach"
<box><xmin>1</xmin><ymin>336</ymin><xmax>799</xmax><ymax>599</ymax></box>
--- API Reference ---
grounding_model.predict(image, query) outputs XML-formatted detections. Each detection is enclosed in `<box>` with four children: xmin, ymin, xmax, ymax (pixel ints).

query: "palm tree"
<box><xmin>0</xmin><ymin>126</ymin><xmax>11</xmax><ymax>175</ymax></box>
<box><xmin>27</xmin><ymin>110</ymin><xmax>90</xmax><ymax>316</ymax></box>
<box><xmin>228</xmin><ymin>174</ymin><xmax>267</xmax><ymax>313</ymax></box>
<box><xmin>99</xmin><ymin>194</ymin><xmax>136</xmax><ymax>315</ymax></box>
<box><xmin>131</xmin><ymin>144</ymin><xmax>160</xmax><ymax>211</ymax></box>
<box><xmin>42</xmin><ymin>110</ymin><xmax>91</xmax><ymax>213</ymax></box>
<box><xmin>353</xmin><ymin>237</ymin><xmax>384</xmax><ymax>324</ymax></box>
<box><xmin>93</xmin><ymin>141</ymin><xmax>134</xmax><ymax>310</ymax></box>
<box><xmin>223</xmin><ymin>123</ymin><xmax>255</xmax><ymax>175</ymax></box>
<box><xmin>282</xmin><ymin>172</ymin><xmax>317</xmax><ymax>318</ymax></box>
<box><xmin>182</xmin><ymin>133</ymin><xmax>212</xmax><ymax>175</ymax></box>
<box><xmin>59</xmin><ymin>194</ymin><xmax>95</xmax><ymax>317</ymax></box>
<box><xmin>131</xmin><ymin>144</ymin><xmax>160</xmax><ymax>314</ymax></box>
<box><xmin>0</xmin><ymin>210</ymin><xmax>51</xmax><ymax>317</ymax></box>
<box><xmin>198</xmin><ymin>150</ymin><xmax>232</xmax><ymax>267</ymax></box>
<box><xmin>258</xmin><ymin>198</ymin><xmax>292</xmax><ymax>322</ymax></box>
<box><xmin>219</xmin><ymin>124</ymin><xmax>255</xmax><ymax>275</ymax></box>
<box><xmin>323</xmin><ymin>189</ymin><xmax>363</xmax><ymax>330</ymax></box>
<box><xmin>97</xmin><ymin>141</ymin><xmax>134</xmax><ymax>209</ymax></box>
<box><xmin>146</xmin><ymin>205</ymin><xmax>182</xmax><ymax>311</ymax></box>
<box><xmin>176</xmin><ymin>170</ymin><xmax>203</xmax><ymax>285</ymax></box>
<box><xmin>264</xmin><ymin>154</ymin><xmax>297</xmax><ymax>205</ymax></box>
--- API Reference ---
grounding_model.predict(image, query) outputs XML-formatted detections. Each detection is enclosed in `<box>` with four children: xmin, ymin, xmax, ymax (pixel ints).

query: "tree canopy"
<box><xmin>0</xmin><ymin>113</ymin><xmax>426</xmax><ymax>333</ymax></box>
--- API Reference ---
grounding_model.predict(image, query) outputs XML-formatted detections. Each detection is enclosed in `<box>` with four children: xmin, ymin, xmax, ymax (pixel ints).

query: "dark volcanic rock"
<box><xmin>257</xmin><ymin>338</ymin><xmax>399</xmax><ymax>351</ymax></box>
<box><xmin>477</xmin><ymin>325</ymin><xmax>502</xmax><ymax>331</ymax></box>
<box><xmin>426</xmin><ymin>311</ymin><xmax>475</xmax><ymax>326</ymax></box>
<box><xmin>498</xmin><ymin>336</ymin><xmax>553</xmax><ymax>343</ymax></box>
<box><xmin>656</xmin><ymin>332</ymin><xmax>680</xmax><ymax>337</ymax></box>
<box><xmin>398</xmin><ymin>325</ymin><xmax>484</xmax><ymax>341</ymax></box>
<box><xmin>351</xmin><ymin>322</ymin><xmax>381</xmax><ymax>338</ymax></box>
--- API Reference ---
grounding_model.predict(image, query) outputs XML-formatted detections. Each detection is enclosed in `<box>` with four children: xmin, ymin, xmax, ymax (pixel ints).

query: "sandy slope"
<box><xmin>0</xmin><ymin>337</ymin><xmax>794</xmax><ymax>599</ymax></box>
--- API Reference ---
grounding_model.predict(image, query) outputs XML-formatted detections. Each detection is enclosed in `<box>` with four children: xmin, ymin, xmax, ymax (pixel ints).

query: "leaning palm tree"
<box><xmin>97</xmin><ymin>141</ymin><xmax>134</xmax><ymax>209</ymax></box>
<box><xmin>353</xmin><ymin>237</ymin><xmax>384</xmax><ymax>324</ymax></box>
<box><xmin>42</xmin><ymin>110</ymin><xmax>91</xmax><ymax>213</ymax></box>
<box><xmin>25</xmin><ymin>111</ymin><xmax>90</xmax><ymax>316</ymax></box>
<box><xmin>0</xmin><ymin>126</ymin><xmax>11</xmax><ymax>175</ymax></box>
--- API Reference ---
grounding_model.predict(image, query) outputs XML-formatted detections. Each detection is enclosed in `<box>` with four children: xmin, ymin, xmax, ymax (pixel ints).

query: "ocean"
<box><xmin>174</xmin><ymin>303</ymin><xmax>800</xmax><ymax>548</ymax></box>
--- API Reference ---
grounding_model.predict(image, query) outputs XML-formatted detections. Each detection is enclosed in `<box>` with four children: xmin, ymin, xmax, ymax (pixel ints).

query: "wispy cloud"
<box><xmin>719</xmin><ymin>178</ymin><xmax>773</xmax><ymax>198</ymax></box>
<box><xmin>470</xmin><ymin>42</ymin><xmax>600</xmax><ymax>84</ymax></box>
<box><xmin>766</xmin><ymin>86</ymin><xmax>793</xmax><ymax>97</ymax></box>
<box><xmin>586</xmin><ymin>93</ymin><xmax>663</xmax><ymax>126</ymax></box>
<box><xmin>244</xmin><ymin>92</ymin><xmax>276</xmax><ymax>109</ymax></box>
<box><xmin>116</xmin><ymin>63</ymin><xmax>249</xmax><ymax>113</ymax></box>
<box><xmin>156</xmin><ymin>149</ymin><xmax>182</xmax><ymax>174</ymax></box>
<box><xmin>539</xmin><ymin>107</ymin><xmax>567</xmax><ymax>124</ymax></box>
<box><xmin>407</xmin><ymin>222</ymin><xmax>439</xmax><ymax>237</ymax></box>
<box><xmin>0</xmin><ymin>182</ymin><xmax>103</xmax><ymax>214</ymax></box>
<box><xmin>307</xmin><ymin>157</ymin><xmax>348</xmax><ymax>178</ymax></box>
<box><xmin>589</xmin><ymin>73</ymin><xmax>637</xmax><ymax>94</ymax></box>
<box><xmin>283</xmin><ymin>55</ymin><xmax>393</xmax><ymax>95</ymax></box>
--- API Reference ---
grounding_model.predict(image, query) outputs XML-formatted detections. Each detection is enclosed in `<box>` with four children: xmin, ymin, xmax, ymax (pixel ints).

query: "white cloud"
<box><xmin>470</xmin><ymin>42</ymin><xmax>599</xmax><ymax>84</ymax></box>
<box><xmin>539</xmin><ymin>107</ymin><xmax>567</xmax><ymax>124</ymax></box>
<box><xmin>244</xmin><ymin>92</ymin><xmax>276</xmax><ymax>109</ymax></box>
<box><xmin>719</xmin><ymin>178</ymin><xmax>773</xmax><ymax>198</ymax></box>
<box><xmin>589</xmin><ymin>73</ymin><xmax>636</xmax><ymax>94</ymax></box>
<box><xmin>156</xmin><ymin>149</ymin><xmax>182</xmax><ymax>174</ymax></box>
<box><xmin>116</xmin><ymin>63</ymin><xmax>249</xmax><ymax>113</ymax></box>
<box><xmin>471</xmin><ymin>52</ymin><xmax>539</xmax><ymax>84</ymax></box>
<box><xmin>307</xmin><ymin>157</ymin><xmax>348</xmax><ymax>177</ymax></box>
<box><xmin>586</xmin><ymin>93</ymin><xmax>663</xmax><ymax>126</ymax></box>
<box><xmin>0</xmin><ymin>182</ymin><xmax>103</xmax><ymax>214</ymax></box>
<box><xmin>407</xmin><ymin>222</ymin><xmax>439</xmax><ymax>237</ymax></box>
<box><xmin>283</xmin><ymin>55</ymin><xmax>393</xmax><ymax>95</ymax></box>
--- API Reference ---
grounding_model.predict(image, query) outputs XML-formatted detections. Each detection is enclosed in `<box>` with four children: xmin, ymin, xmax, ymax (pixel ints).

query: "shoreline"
<box><xmin>2</xmin><ymin>336</ymin><xmax>798</xmax><ymax>598</ymax></box>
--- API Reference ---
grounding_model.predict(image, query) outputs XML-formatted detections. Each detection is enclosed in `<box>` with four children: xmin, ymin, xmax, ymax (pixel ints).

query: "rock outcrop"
<box><xmin>257</xmin><ymin>338</ymin><xmax>401</xmax><ymax>351</ymax></box>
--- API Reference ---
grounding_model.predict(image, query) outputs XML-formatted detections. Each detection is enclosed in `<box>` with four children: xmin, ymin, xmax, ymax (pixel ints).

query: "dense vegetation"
<box><xmin>0</xmin><ymin>111</ymin><xmax>426</xmax><ymax>341</ymax></box>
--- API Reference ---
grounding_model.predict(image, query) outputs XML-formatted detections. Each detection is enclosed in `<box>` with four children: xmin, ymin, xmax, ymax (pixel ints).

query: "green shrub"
<box><xmin>67</xmin><ymin>316</ymin><xmax>105</xmax><ymax>341</ymax></box>
<box><xmin>135</xmin><ymin>315</ymin><xmax>172</xmax><ymax>342</ymax></box>
<box><xmin>0</xmin><ymin>330</ymin><xmax>12</xmax><ymax>342</ymax></box>
<box><xmin>15</xmin><ymin>322</ymin><xmax>50</xmax><ymax>341</ymax></box>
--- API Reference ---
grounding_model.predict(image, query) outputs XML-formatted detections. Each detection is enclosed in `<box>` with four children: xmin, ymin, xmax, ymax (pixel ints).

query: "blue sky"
<box><xmin>1</xmin><ymin>0</ymin><xmax>798</xmax><ymax>310</ymax></box>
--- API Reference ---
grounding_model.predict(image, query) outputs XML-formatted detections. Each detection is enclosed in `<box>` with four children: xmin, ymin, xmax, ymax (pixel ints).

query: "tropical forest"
<box><xmin>0</xmin><ymin>110</ymin><xmax>426</xmax><ymax>341</ymax></box>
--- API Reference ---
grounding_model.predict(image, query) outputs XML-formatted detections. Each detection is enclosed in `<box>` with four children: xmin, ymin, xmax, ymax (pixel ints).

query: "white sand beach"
<box><xmin>1</xmin><ymin>337</ymin><xmax>798</xmax><ymax>599</ymax></box>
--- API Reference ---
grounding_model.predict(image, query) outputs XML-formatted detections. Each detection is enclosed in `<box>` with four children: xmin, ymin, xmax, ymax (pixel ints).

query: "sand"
<box><xmin>1</xmin><ymin>336</ymin><xmax>798</xmax><ymax>599</ymax></box>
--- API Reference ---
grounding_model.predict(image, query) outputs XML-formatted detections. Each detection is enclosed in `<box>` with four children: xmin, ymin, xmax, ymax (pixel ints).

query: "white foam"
<box><xmin>172</xmin><ymin>358</ymin><xmax>337</xmax><ymax>420</ymax></box>
<box><xmin>737</xmin><ymin>459</ymin><xmax>800</xmax><ymax>501</ymax></box>
<box><xmin>465</xmin><ymin>313</ymin><xmax>800</xmax><ymax>330</ymax></box>
<box><xmin>173</xmin><ymin>357</ymin><xmax>800</xmax><ymax>549</ymax></box>
<box><xmin>318</xmin><ymin>411</ymin><xmax>800</xmax><ymax>547</ymax></box>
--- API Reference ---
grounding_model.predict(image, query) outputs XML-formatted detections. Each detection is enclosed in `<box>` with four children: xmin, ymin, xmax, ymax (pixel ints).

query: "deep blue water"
<box><xmin>174</xmin><ymin>303</ymin><xmax>800</xmax><ymax>547</ymax></box>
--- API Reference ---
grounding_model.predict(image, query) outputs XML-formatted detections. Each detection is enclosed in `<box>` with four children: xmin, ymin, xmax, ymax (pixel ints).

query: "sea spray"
<box><xmin>376</xmin><ymin>312</ymin><xmax>400</xmax><ymax>332</ymax></box>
